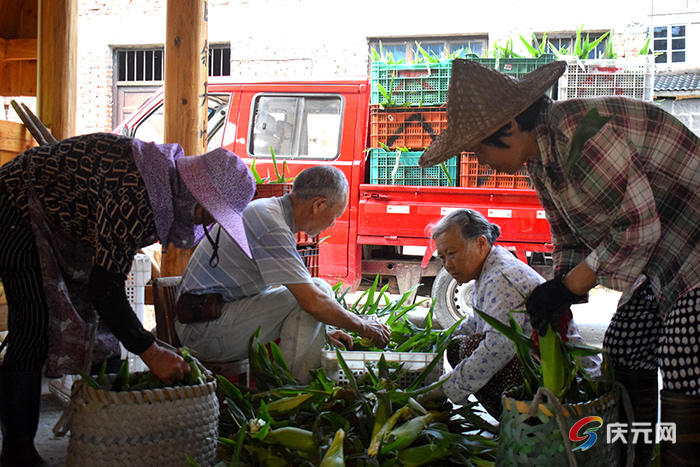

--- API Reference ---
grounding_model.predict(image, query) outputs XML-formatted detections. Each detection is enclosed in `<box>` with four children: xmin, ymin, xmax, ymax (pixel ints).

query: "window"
<box><xmin>117</xmin><ymin>48</ymin><xmax>164</xmax><ymax>82</ymax></box>
<box><xmin>249</xmin><ymin>95</ymin><xmax>344</xmax><ymax>160</ymax></box>
<box><xmin>209</xmin><ymin>43</ymin><xmax>231</xmax><ymax>76</ymax></box>
<box><xmin>368</xmin><ymin>37</ymin><xmax>486</xmax><ymax>62</ymax></box>
<box><xmin>654</xmin><ymin>25</ymin><xmax>686</xmax><ymax>64</ymax></box>
<box><xmin>115</xmin><ymin>44</ymin><xmax>231</xmax><ymax>82</ymax></box>
<box><xmin>536</xmin><ymin>32</ymin><xmax>608</xmax><ymax>59</ymax></box>
<box><xmin>131</xmin><ymin>94</ymin><xmax>231</xmax><ymax>150</ymax></box>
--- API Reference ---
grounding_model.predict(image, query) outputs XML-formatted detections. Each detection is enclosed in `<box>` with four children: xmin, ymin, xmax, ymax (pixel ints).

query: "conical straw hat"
<box><xmin>418</xmin><ymin>58</ymin><xmax>567</xmax><ymax>168</ymax></box>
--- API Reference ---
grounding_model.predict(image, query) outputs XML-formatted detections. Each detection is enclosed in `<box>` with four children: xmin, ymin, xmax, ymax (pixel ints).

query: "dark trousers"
<box><xmin>0</xmin><ymin>191</ymin><xmax>48</xmax><ymax>372</ymax></box>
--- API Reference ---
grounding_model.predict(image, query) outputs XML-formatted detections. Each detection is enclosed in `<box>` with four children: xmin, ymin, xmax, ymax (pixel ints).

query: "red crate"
<box><xmin>459</xmin><ymin>153</ymin><xmax>532</xmax><ymax>189</ymax></box>
<box><xmin>369</xmin><ymin>105</ymin><xmax>447</xmax><ymax>150</ymax></box>
<box><xmin>297</xmin><ymin>245</ymin><xmax>319</xmax><ymax>277</ymax></box>
<box><xmin>252</xmin><ymin>182</ymin><xmax>291</xmax><ymax>200</ymax></box>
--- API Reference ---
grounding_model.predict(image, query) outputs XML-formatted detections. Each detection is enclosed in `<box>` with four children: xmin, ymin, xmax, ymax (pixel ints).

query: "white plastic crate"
<box><xmin>122</xmin><ymin>253</ymin><xmax>152</xmax><ymax>372</ymax></box>
<box><xmin>125</xmin><ymin>253</ymin><xmax>151</xmax><ymax>320</ymax></box>
<box><xmin>558</xmin><ymin>56</ymin><xmax>654</xmax><ymax>102</ymax></box>
<box><xmin>321</xmin><ymin>349</ymin><xmax>443</xmax><ymax>388</ymax></box>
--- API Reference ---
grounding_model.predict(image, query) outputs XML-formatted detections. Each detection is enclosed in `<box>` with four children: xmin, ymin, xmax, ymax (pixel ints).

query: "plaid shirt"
<box><xmin>527</xmin><ymin>97</ymin><xmax>700</xmax><ymax>314</ymax></box>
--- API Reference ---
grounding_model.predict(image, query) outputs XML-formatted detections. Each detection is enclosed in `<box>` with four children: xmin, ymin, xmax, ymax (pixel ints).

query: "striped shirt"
<box><xmin>179</xmin><ymin>194</ymin><xmax>312</xmax><ymax>300</ymax></box>
<box><xmin>527</xmin><ymin>97</ymin><xmax>700</xmax><ymax>314</ymax></box>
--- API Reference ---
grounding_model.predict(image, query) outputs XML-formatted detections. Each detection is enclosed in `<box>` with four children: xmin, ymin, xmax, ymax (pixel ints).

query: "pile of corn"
<box><xmin>209</xmin><ymin>329</ymin><xmax>498</xmax><ymax>467</ymax></box>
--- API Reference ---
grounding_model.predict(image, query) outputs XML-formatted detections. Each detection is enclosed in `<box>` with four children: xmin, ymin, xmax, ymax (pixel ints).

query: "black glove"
<box><xmin>526</xmin><ymin>273</ymin><xmax>586</xmax><ymax>336</ymax></box>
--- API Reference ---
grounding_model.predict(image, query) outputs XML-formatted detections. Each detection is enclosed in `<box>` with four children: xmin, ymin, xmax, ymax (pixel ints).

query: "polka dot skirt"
<box><xmin>604</xmin><ymin>282</ymin><xmax>700</xmax><ymax>395</ymax></box>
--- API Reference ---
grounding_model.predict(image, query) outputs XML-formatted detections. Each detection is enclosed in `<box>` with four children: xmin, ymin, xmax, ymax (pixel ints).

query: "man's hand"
<box><xmin>360</xmin><ymin>318</ymin><xmax>391</xmax><ymax>348</ymax></box>
<box><xmin>526</xmin><ymin>274</ymin><xmax>586</xmax><ymax>336</ymax></box>
<box><xmin>139</xmin><ymin>343</ymin><xmax>191</xmax><ymax>385</ymax></box>
<box><xmin>328</xmin><ymin>329</ymin><xmax>354</xmax><ymax>349</ymax></box>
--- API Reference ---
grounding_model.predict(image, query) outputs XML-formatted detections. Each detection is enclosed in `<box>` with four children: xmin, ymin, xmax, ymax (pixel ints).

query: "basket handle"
<box><xmin>529</xmin><ymin>387</ymin><xmax>578</xmax><ymax>467</ymax></box>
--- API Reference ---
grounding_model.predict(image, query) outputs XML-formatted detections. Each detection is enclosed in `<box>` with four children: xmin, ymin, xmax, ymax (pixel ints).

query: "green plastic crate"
<box><xmin>370</xmin><ymin>61</ymin><xmax>452</xmax><ymax>106</ymax></box>
<box><xmin>370</xmin><ymin>55</ymin><xmax>557</xmax><ymax>105</ymax></box>
<box><xmin>368</xmin><ymin>149</ymin><xmax>457</xmax><ymax>186</ymax></box>
<box><xmin>464</xmin><ymin>53</ymin><xmax>556</xmax><ymax>79</ymax></box>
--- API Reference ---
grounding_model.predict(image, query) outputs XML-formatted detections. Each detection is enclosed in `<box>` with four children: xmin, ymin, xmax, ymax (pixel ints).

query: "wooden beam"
<box><xmin>37</xmin><ymin>0</ymin><xmax>77</xmax><ymax>140</ymax></box>
<box><xmin>0</xmin><ymin>60</ymin><xmax>37</xmax><ymax>96</ymax></box>
<box><xmin>0</xmin><ymin>38</ymin><xmax>38</xmax><ymax>61</ymax></box>
<box><xmin>160</xmin><ymin>0</ymin><xmax>209</xmax><ymax>277</ymax></box>
<box><xmin>0</xmin><ymin>119</ymin><xmax>38</xmax><ymax>165</ymax></box>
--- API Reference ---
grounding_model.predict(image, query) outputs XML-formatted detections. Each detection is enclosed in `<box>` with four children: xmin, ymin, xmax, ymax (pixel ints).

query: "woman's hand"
<box><xmin>139</xmin><ymin>343</ymin><xmax>191</xmax><ymax>385</ymax></box>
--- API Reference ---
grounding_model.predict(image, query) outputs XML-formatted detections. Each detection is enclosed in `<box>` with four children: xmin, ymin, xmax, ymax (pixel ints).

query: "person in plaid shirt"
<box><xmin>420</xmin><ymin>59</ymin><xmax>700</xmax><ymax>466</ymax></box>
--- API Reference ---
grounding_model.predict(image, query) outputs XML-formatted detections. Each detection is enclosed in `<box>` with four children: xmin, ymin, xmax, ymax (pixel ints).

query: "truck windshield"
<box><xmin>249</xmin><ymin>94</ymin><xmax>343</xmax><ymax>160</ymax></box>
<box><xmin>131</xmin><ymin>94</ymin><xmax>231</xmax><ymax>151</ymax></box>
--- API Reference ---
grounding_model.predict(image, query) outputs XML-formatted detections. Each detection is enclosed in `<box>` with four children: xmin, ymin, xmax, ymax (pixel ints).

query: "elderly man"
<box><xmin>176</xmin><ymin>165</ymin><xmax>390</xmax><ymax>383</ymax></box>
<box><xmin>420</xmin><ymin>58</ymin><xmax>700</xmax><ymax>467</ymax></box>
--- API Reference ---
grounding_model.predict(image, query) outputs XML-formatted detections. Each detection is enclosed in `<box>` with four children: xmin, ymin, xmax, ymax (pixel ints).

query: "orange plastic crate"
<box><xmin>369</xmin><ymin>105</ymin><xmax>447</xmax><ymax>150</ymax></box>
<box><xmin>459</xmin><ymin>153</ymin><xmax>532</xmax><ymax>189</ymax></box>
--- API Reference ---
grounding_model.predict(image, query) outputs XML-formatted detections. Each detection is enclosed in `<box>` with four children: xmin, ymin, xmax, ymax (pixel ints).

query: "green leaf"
<box><xmin>639</xmin><ymin>34</ymin><xmax>652</xmax><ymax>55</ymax></box>
<box><xmin>250</xmin><ymin>158</ymin><xmax>265</xmax><ymax>184</ymax></box>
<box><xmin>520</xmin><ymin>34</ymin><xmax>540</xmax><ymax>57</ymax></box>
<box><xmin>439</xmin><ymin>161</ymin><xmax>453</xmax><ymax>186</ymax></box>
<box><xmin>335</xmin><ymin>349</ymin><xmax>361</xmax><ymax>394</ymax></box>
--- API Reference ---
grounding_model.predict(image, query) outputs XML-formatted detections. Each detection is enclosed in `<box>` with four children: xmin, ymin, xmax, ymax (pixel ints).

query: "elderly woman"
<box><xmin>0</xmin><ymin>133</ymin><xmax>254</xmax><ymax>466</ymax></box>
<box><xmin>427</xmin><ymin>209</ymin><xmax>599</xmax><ymax>419</ymax></box>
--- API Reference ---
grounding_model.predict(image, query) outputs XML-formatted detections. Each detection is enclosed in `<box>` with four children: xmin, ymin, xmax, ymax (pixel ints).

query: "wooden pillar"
<box><xmin>160</xmin><ymin>0</ymin><xmax>209</xmax><ymax>277</ymax></box>
<box><xmin>37</xmin><ymin>0</ymin><xmax>76</xmax><ymax>140</ymax></box>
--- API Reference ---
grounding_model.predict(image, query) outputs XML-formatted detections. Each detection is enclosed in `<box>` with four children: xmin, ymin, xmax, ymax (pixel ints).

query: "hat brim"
<box><xmin>178</xmin><ymin>154</ymin><xmax>252</xmax><ymax>256</ymax></box>
<box><xmin>419</xmin><ymin>60</ymin><xmax>567</xmax><ymax>168</ymax></box>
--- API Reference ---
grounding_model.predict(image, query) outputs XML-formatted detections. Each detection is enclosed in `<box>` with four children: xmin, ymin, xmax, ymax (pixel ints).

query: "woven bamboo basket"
<box><xmin>59</xmin><ymin>368</ymin><xmax>219</xmax><ymax>467</ymax></box>
<box><xmin>496</xmin><ymin>383</ymin><xmax>623</xmax><ymax>467</ymax></box>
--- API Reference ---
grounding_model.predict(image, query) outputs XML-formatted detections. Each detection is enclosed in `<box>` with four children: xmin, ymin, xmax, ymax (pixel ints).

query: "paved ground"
<box><xmin>29</xmin><ymin>287</ymin><xmax>622</xmax><ymax>465</ymax></box>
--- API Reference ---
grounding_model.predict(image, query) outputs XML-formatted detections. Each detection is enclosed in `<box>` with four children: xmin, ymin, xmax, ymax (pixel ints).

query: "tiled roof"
<box><xmin>655</xmin><ymin>71</ymin><xmax>700</xmax><ymax>94</ymax></box>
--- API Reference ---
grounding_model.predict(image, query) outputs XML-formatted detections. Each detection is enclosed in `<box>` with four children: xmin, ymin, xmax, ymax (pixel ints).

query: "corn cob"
<box><xmin>320</xmin><ymin>428</ymin><xmax>345</xmax><ymax>467</ymax></box>
<box><xmin>263</xmin><ymin>426</ymin><xmax>316</xmax><ymax>453</ymax></box>
<box><xmin>368</xmin><ymin>405</ymin><xmax>409</xmax><ymax>456</ymax></box>
<box><xmin>371</xmin><ymin>394</ymin><xmax>391</xmax><ymax>440</ymax></box>
<box><xmin>539</xmin><ymin>324</ymin><xmax>566</xmax><ymax>399</ymax></box>
<box><xmin>181</xmin><ymin>348</ymin><xmax>205</xmax><ymax>385</ymax></box>
<box><xmin>378</xmin><ymin>412</ymin><xmax>433</xmax><ymax>455</ymax></box>
<box><xmin>396</xmin><ymin>441</ymin><xmax>451</xmax><ymax>467</ymax></box>
<box><xmin>265</xmin><ymin>393</ymin><xmax>313</xmax><ymax>417</ymax></box>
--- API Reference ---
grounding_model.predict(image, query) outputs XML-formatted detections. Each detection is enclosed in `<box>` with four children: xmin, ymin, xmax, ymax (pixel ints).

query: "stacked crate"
<box><xmin>558</xmin><ymin>55</ymin><xmax>654</xmax><ymax>102</ymax></box>
<box><xmin>369</xmin><ymin>61</ymin><xmax>457</xmax><ymax>186</ymax></box>
<box><xmin>368</xmin><ymin>55</ymin><xmax>556</xmax><ymax>189</ymax></box>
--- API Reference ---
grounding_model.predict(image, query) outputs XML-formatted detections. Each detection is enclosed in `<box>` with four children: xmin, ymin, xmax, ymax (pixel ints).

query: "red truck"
<box><xmin>115</xmin><ymin>74</ymin><xmax>552</xmax><ymax>327</ymax></box>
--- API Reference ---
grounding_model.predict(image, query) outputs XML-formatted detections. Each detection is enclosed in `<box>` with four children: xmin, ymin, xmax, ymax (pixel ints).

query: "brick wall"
<box><xmin>67</xmin><ymin>0</ymin><xmax>693</xmax><ymax>135</ymax></box>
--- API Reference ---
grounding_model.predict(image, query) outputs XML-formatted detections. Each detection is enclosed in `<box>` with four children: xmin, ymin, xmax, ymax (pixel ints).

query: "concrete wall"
<box><xmin>70</xmin><ymin>0</ymin><xmax>697</xmax><ymax>135</ymax></box>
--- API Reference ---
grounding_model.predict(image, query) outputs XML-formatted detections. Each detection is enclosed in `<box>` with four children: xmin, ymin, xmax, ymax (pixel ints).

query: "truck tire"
<box><xmin>431</xmin><ymin>268</ymin><xmax>474</xmax><ymax>329</ymax></box>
